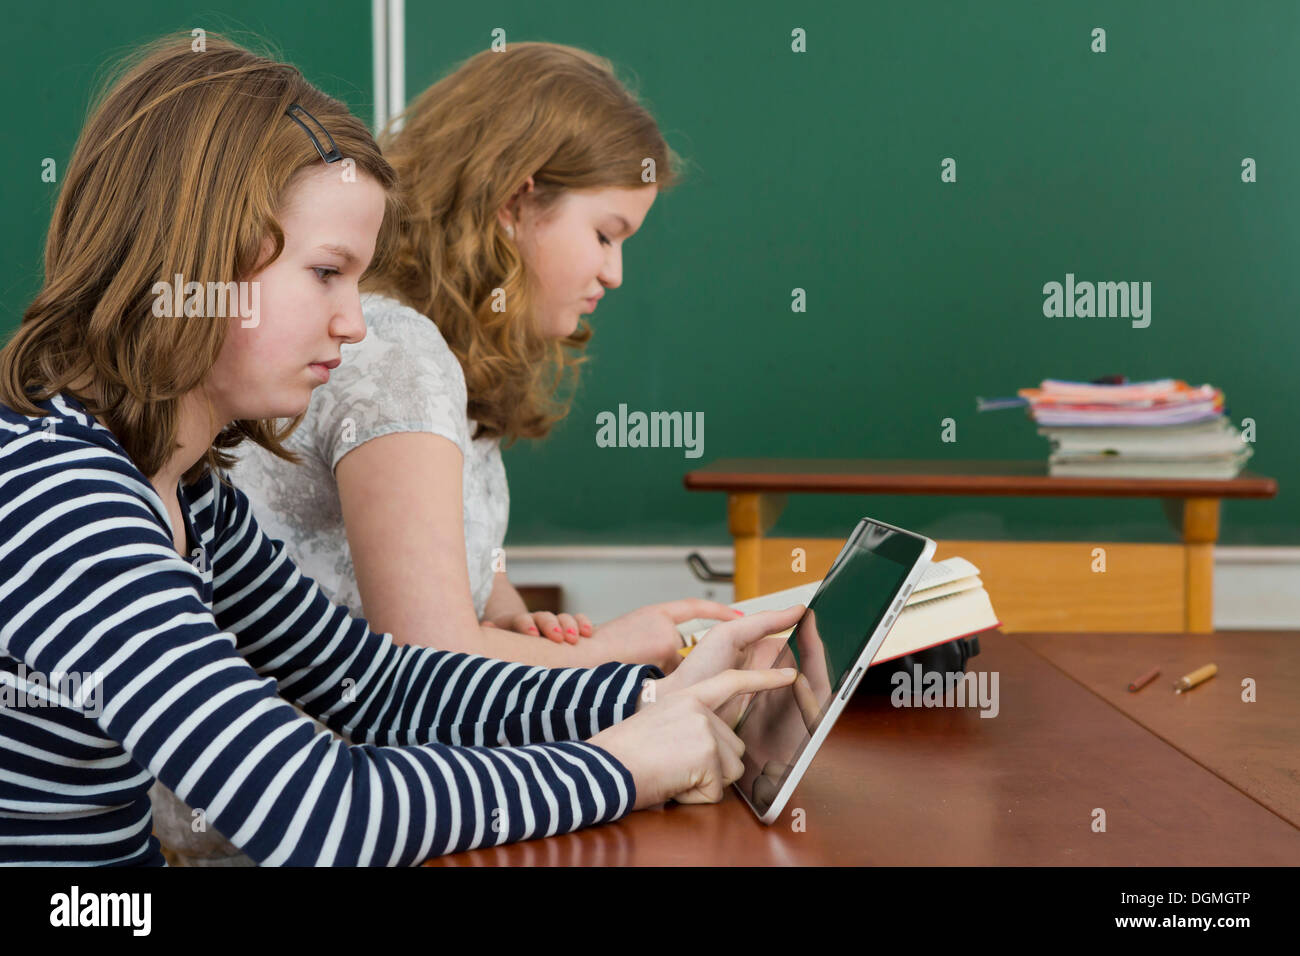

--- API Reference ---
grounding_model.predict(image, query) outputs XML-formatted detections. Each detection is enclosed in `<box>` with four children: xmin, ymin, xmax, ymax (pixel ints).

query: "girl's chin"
<box><xmin>240</xmin><ymin>395</ymin><xmax>311</xmax><ymax>422</ymax></box>
<box><xmin>548</xmin><ymin>312</ymin><xmax>582</xmax><ymax>338</ymax></box>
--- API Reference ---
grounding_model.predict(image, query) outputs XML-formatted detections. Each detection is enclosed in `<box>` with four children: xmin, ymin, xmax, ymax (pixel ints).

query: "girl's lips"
<box><xmin>309</xmin><ymin>363</ymin><xmax>330</xmax><ymax>383</ymax></box>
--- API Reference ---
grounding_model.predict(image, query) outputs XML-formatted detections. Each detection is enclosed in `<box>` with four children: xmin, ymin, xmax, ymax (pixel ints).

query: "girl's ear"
<box><xmin>496</xmin><ymin>205</ymin><xmax>516</xmax><ymax>235</ymax></box>
<box><xmin>243</xmin><ymin>234</ymin><xmax>279</xmax><ymax>280</ymax></box>
<box><xmin>498</xmin><ymin>176</ymin><xmax>538</xmax><ymax>232</ymax></box>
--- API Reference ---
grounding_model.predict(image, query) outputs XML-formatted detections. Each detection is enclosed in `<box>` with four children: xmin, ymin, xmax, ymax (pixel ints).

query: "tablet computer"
<box><xmin>733</xmin><ymin>517</ymin><xmax>935</xmax><ymax>824</ymax></box>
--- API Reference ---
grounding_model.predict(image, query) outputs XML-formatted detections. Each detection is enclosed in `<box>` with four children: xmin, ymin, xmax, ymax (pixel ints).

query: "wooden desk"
<box><xmin>1021</xmin><ymin>631</ymin><xmax>1300</xmax><ymax>827</ymax></box>
<box><xmin>683</xmin><ymin>459</ymin><xmax>1277</xmax><ymax>633</ymax></box>
<box><xmin>428</xmin><ymin>630</ymin><xmax>1300</xmax><ymax>866</ymax></box>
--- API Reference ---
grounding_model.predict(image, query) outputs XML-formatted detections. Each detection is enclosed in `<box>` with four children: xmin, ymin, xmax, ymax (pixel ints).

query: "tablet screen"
<box><xmin>734</xmin><ymin>522</ymin><xmax>923</xmax><ymax>816</ymax></box>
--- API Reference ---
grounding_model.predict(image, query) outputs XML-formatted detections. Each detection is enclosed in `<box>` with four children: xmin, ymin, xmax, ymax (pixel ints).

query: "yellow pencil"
<box><xmin>1173</xmin><ymin>663</ymin><xmax>1217</xmax><ymax>694</ymax></box>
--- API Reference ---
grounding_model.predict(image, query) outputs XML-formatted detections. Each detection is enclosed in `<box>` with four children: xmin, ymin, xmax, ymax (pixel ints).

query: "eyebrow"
<box><xmin>317</xmin><ymin>243</ymin><xmax>360</xmax><ymax>267</ymax></box>
<box><xmin>610</xmin><ymin>214</ymin><xmax>632</xmax><ymax>235</ymax></box>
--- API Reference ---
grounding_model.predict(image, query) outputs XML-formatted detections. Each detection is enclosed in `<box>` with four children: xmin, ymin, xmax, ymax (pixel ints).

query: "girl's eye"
<box><xmin>312</xmin><ymin>266</ymin><xmax>340</xmax><ymax>282</ymax></box>
<box><xmin>597</xmin><ymin>231</ymin><xmax>611</xmax><ymax>247</ymax></box>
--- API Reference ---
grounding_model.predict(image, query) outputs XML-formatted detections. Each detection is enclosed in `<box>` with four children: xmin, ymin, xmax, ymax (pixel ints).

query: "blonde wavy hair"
<box><xmin>368</xmin><ymin>42</ymin><xmax>683</xmax><ymax>443</ymax></box>
<box><xmin>0</xmin><ymin>33</ymin><xmax>397</xmax><ymax>485</ymax></box>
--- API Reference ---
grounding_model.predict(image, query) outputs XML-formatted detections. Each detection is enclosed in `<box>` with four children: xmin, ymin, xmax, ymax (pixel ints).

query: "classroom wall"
<box><xmin>5</xmin><ymin>1</ymin><xmax>1297</xmax><ymax>548</ymax></box>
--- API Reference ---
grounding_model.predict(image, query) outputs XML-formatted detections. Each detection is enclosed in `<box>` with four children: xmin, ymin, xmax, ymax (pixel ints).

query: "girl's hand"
<box><xmin>589</xmin><ymin>666</ymin><xmax>798</xmax><ymax>811</ymax></box>
<box><xmin>484</xmin><ymin>610</ymin><xmax>594</xmax><ymax>643</ymax></box>
<box><xmin>642</xmin><ymin>605</ymin><xmax>805</xmax><ymax>728</ymax></box>
<box><xmin>588</xmin><ymin>599</ymin><xmax>745</xmax><ymax>673</ymax></box>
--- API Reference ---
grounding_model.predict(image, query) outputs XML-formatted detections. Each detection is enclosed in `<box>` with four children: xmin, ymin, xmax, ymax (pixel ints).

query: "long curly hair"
<box><xmin>367</xmin><ymin>42</ymin><xmax>683</xmax><ymax>443</ymax></box>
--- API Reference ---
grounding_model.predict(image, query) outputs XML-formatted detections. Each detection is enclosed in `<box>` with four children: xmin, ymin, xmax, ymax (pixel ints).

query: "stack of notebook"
<box><xmin>983</xmin><ymin>378</ymin><xmax>1252</xmax><ymax>479</ymax></box>
<box><xmin>676</xmin><ymin>556</ymin><xmax>1000</xmax><ymax>666</ymax></box>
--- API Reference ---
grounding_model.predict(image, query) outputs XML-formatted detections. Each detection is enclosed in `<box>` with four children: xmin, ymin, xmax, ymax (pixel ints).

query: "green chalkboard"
<box><xmin>1</xmin><ymin>1</ymin><xmax>374</xmax><ymax>342</ymax></box>
<box><xmin>5</xmin><ymin>2</ymin><xmax>1296</xmax><ymax>549</ymax></box>
<box><xmin>403</xmin><ymin>1</ymin><xmax>1299</xmax><ymax>546</ymax></box>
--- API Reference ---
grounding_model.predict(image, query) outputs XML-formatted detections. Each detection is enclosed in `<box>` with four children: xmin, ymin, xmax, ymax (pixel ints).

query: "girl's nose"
<box><xmin>599</xmin><ymin>246</ymin><xmax>623</xmax><ymax>290</ymax></box>
<box><xmin>335</xmin><ymin>292</ymin><xmax>367</xmax><ymax>344</ymax></box>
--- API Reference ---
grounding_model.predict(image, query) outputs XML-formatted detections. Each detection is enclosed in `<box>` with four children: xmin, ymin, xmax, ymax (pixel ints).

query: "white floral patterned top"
<box><xmin>229</xmin><ymin>292</ymin><xmax>509</xmax><ymax>621</ymax></box>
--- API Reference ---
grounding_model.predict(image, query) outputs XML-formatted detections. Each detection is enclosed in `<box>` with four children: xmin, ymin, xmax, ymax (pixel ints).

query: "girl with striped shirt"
<box><xmin>0</xmin><ymin>34</ymin><xmax>800</xmax><ymax>866</ymax></box>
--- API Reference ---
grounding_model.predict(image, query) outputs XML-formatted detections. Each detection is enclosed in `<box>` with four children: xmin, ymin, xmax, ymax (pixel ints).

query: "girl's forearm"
<box><xmin>387</xmin><ymin>614</ymin><xmax>599</xmax><ymax>668</ymax></box>
<box><xmin>468</xmin><ymin>621</ymin><xmax>599</xmax><ymax>667</ymax></box>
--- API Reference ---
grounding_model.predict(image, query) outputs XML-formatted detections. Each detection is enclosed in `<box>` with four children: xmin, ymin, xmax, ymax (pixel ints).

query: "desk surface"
<box><xmin>1021</xmin><ymin>631</ymin><xmax>1300</xmax><ymax>828</ymax></box>
<box><xmin>429</xmin><ymin>631</ymin><xmax>1300</xmax><ymax>866</ymax></box>
<box><xmin>682</xmin><ymin>458</ymin><xmax>1277</xmax><ymax>499</ymax></box>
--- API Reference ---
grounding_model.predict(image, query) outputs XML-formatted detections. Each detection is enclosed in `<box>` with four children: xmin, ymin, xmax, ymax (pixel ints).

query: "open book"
<box><xmin>677</xmin><ymin>557</ymin><xmax>1001</xmax><ymax>665</ymax></box>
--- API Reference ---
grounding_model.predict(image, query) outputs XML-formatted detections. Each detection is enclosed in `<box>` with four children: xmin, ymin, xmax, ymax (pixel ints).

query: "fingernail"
<box><xmin>552</xmin><ymin>627</ymin><xmax>562</xmax><ymax>636</ymax></box>
<box><xmin>733</xmin><ymin>610</ymin><xmax>744</xmax><ymax>616</ymax></box>
<box><xmin>566</xmin><ymin>627</ymin><xmax>577</xmax><ymax>635</ymax></box>
<box><xmin>781</xmin><ymin>668</ymin><xmax>797</xmax><ymax>676</ymax></box>
<box><xmin>528</xmin><ymin>627</ymin><xmax>539</xmax><ymax>635</ymax></box>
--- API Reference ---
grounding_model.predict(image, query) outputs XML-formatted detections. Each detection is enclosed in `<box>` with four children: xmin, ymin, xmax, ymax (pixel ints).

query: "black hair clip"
<box><xmin>286</xmin><ymin>103</ymin><xmax>342</xmax><ymax>163</ymax></box>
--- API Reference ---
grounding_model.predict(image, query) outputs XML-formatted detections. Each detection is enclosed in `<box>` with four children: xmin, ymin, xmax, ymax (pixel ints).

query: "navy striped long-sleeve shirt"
<box><xmin>0</xmin><ymin>392</ymin><xmax>659</xmax><ymax>866</ymax></box>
